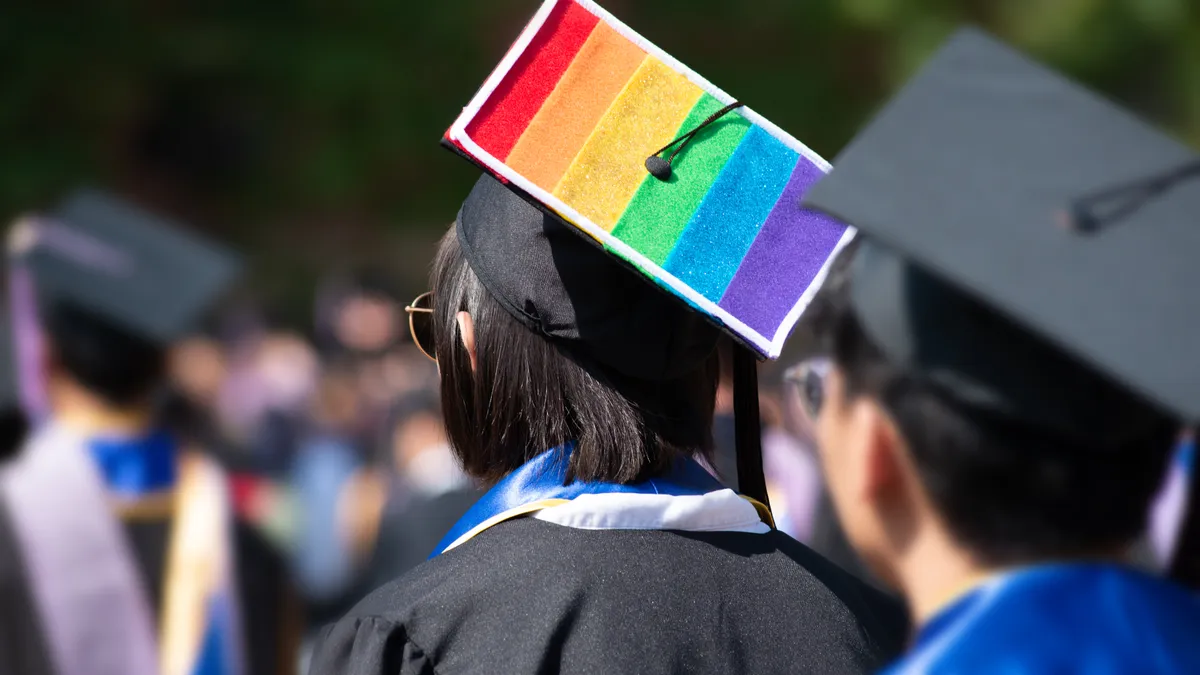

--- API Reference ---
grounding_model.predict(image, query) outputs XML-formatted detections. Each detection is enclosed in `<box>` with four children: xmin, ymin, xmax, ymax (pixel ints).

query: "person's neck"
<box><xmin>53</xmin><ymin>384</ymin><xmax>154</xmax><ymax>438</ymax></box>
<box><xmin>895</xmin><ymin>530</ymin><xmax>996</xmax><ymax>628</ymax></box>
<box><xmin>896</xmin><ymin>527</ymin><xmax>1132</xmax><ymax>628</ymax></box>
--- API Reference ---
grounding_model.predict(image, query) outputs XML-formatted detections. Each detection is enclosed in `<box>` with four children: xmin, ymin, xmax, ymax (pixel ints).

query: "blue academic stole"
<box><xmin>885</xmin><ymin>564</ymin><xmax>1200</xmax><ymax>674</ymax></box>
<box><xmin>88</xmin><ymin>430</ymin><xmax>243</xmax><ymax>675</ymax></box>
<box><xmin>432</xmin><ymin>445</ymin><xmax>726</xmax><ymax>557</ymax></box>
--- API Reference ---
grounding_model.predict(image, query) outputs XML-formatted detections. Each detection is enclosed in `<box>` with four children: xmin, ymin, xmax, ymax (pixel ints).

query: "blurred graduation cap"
<box><xmin>442</xmin><ymin>0</ymin><xmax>855</xmax><ymax>503</ymax></box>
<box><xmin>10</xmin><ymin>189</ymin><xmax>241</xmax><ymax>345</ymax></box>
<box><xmin>801</xmin><ymin>28</ymin><xmax>1200</xmax><ymax>581</ymax></box>
<box><xmin>6</xmin><ymin>189</ymin><xmax>240</xmax><ymax>422</ymax></box>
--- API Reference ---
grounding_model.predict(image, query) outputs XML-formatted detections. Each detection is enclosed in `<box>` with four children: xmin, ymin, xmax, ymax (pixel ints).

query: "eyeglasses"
<box><xmin>405</xmin><ymin>292</ymin><xmax>435</xmax><ymax>361</ymax></box>
<box><xmin>784</xmin><ymin>357</ymin><xmax>831</xmax><ymax>420</ymax></box>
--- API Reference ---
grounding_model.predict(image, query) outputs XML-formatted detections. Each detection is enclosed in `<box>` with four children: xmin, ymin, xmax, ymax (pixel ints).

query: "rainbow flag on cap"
<box><xmin>444</xmin><ymin>0</ymin><xmax>853</xmax><ymax>358</ymax></box>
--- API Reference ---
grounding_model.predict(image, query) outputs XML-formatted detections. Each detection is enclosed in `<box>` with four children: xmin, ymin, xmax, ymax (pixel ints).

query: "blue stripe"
<box><xmin>431</xmin><ymin>445</ymin><xmax>725</xmax><ymax>557</ymax></box>
<box><xmin>191</xmin><ymin>594</ymin><xmax>237</xmax><ymax>675</ymax></box>
<box><xmin>663</xmin><ymin>125</ymin><xmax>799</xmax><ymax>302</ymax></box>
<box><xmin>1176</xmin><ymin>437</ymin><xmax>1195</xmax><ymax>473</ymax></box>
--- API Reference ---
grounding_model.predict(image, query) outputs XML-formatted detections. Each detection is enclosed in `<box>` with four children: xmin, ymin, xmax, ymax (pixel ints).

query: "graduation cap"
<box><xmin>6</xmin><ymin>190</ymin><xmax>240</xmax><ymax>421</ymax></box>
<box><xmin>800</xmin><ymin>28</ymin><xmax>1200</xmax><ymax>581</ymax></box>
<box><xmin>443</xmin><ymin>0</ymin><xmax>854</xmax><ymax>503</ymax></box>
<box><xmin>10</xmin><ymin>189</ymin><xmax>241</xmax><ymax>345</ymax></box>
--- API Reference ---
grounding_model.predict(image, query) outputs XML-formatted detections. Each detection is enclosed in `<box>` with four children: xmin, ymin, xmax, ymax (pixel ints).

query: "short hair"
<box><xmin>430</xmin><ymin>227</ymin><xmax>718</xmax><ymax>485</ymax></box>
<box><xmin>815</xmin><ymin>263</ymin><xmax>1176</xmax><ymax>566</ymax></box>
<box><xmin>44</xmin><ymin>301</ymin><xmax>168</xmax><ymax>407</ymax></box>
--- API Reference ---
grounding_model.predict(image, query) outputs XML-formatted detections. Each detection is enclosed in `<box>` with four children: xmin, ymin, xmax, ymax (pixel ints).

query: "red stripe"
<box><xmin>466</xmin><ymin>1</ymin><xmax>600</xmax><ymax>160</ymax></box>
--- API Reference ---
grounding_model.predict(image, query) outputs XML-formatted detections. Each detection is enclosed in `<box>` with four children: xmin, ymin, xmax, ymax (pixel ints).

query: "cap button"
<box><xmin>645</xmin><ymin>156</ymin><xmax>672</xmax><ymax>182</ymax></box>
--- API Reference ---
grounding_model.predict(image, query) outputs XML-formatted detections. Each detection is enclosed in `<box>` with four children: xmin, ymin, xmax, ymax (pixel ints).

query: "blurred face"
<box><xmin>336</xmin><ymin>294</ymin><xmax>401</xmax><ymax>353</ymax></box>
<box><xmin>170</xmin><ymin>337</ymin><xmax>226</xmax><ymax>404</ymax></box>
<box><xmin>815</xmin><ymin>366</ymin><xmax>905</xmax><ymax>587</ymax></box>
<box><xmin>392</xmin><ymin>411</ymin><xmax>449</xmax><ymax>469</ymax></box>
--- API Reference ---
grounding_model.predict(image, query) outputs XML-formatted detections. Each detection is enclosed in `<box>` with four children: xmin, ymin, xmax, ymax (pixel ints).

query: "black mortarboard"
<box><xmin>802</xmin><ymin>27</ymin><xmax>1200</xmax><ymax>444</ymax></box>
<box><xmin>11</xmin><ymin>189</ymin><xmax>241</xmax><ymax>344</ymax></box>
<box><xmin>457</xmin><ymin>175</ymin><xmax>720</xmax><ymax>382</ymax></box>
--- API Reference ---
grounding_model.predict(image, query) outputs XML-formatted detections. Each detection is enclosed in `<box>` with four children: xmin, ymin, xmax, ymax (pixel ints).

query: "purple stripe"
<box><xmin>1151</xmin><ymin>437</ymin><xmax>1195</xmax><ymax>566</ymax></box>
<box><xmin>719</xmin><ymin>158</ymin><xmax>847</xmax><ymax>338</ymax></box>
<box><xmin>36</xmin><ymin>220</ymin><xmax>134</xmax><ymax>276</ymax></box>
<box><xmin>9</xmin><ymin>266</ymin><xmax>48</xmax><ymax>420</ymax></box>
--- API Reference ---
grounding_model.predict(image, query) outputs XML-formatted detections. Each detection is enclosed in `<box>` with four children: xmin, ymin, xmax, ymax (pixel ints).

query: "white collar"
<box><xmin>533</xmin><ymin>488</ymin><xmax>771</xmax><ymax>534</ymax></box>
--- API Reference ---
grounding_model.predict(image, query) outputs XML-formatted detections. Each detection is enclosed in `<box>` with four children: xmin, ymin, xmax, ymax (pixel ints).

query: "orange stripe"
<box><xmin>507</xmin><ymin>22</ymin><xmax>647</xmax><ymax>191</ymax></box>
<box><xmin>465</xmin><ymin>0</ymin><xmax>600</xmax><ymax>160</ymax></box>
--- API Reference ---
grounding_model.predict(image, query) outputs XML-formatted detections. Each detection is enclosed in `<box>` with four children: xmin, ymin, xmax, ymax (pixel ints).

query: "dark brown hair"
<box><xmin>431</xmin><ymin>227</ymin><xmax>718</xmax><ymax>485</ymax></box>
<box><xmin>45</xmin><ymin>301</ymin><xmax>167</xmax><ymax>407</ymax></box>
<box><xmin>814</xmin><ymin>256</ymin><xmax>1176</xmax><ymax>566</ymax></box>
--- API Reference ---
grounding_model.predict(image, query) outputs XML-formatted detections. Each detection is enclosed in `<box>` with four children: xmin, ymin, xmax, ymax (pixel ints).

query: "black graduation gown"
<box><xmin>0</xmin><ymin>494</ymin><xmax>295</xmax><ymax>675</ymax></box>
<box><xmin>310</xmin><ymin>517</ymin><xmax>908</xmax><ymax>675</ymax></box>
<box><xmin>307</xmin><ymin>487</ymin><xmax>484</xmax><ymax>630</ymax></box>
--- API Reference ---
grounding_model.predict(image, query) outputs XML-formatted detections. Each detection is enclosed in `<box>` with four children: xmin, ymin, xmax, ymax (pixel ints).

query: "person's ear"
<box><xmin>851</xmin><ymin>400</ymin><xmax>905</xmax><ymax>502</ymax></box>
<box><xmin>456</xmin><ymin>311</ymin><xmax>477</xmax><ymax>372</ymax></box>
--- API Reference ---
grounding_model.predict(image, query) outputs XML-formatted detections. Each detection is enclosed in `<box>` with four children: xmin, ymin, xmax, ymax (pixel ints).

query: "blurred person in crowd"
<box><xmin>761</xmin><ymin>397</ymin><xmax>822</xmax><ymax>544</ymax></box>
<box><xmin>358</xmin><ymin>392</ymin><xmax>478</xmax><ymax>590</ymax></box>
<box><xmin>167</xmin><ymin>329</ymin><xmax>303</xmax><ymax>562</ymax></box>
<box><xmin>217</xmin><ymin>328</ymin><xmax>318</xmax><ymax>475</ymax></box>
<box><xmin>799</xmin><ymin>30</ymin><xmax>1200</xmax><ymax>673</ymax></box>
<box><xmin>309</xmin><ymin>175</ymin><xmax>906</xmax><ymax>675</ymax></box>
<box><xmin>295</xmin><ymin>390</ymin><xmax>468</xmax><ymax>675</ymax></box>
<box><xmin>776</xmin><ymin>359</ymin><xmax>827</xmax><ymax>543</ymax></box>
<box><xmin>314</xmin><ymin>269</ymin><xmax>405</xmax><ymax>359</ymax></box>
<box><xmin>163</xmin><ymin>334</ymin><xmax>237</xmax><ymax>459</ymax></box>
<box><xmin>711</xmin><ymin>353</ymin><xmax>822</xmax><ymax>544</ymax></box>
<box><xmin>313</xmin><ymin>270</ymin><xmax>417</xmax><ymax>445</ymax></box>
<box><xmin>297</xmin><ymin>390</ymin><xmax>474</xmax><ymax>636</ymax></box>
<box><xmin>0</xmin><ymin>192</ymin><xmax>295</xmax><ymax>675</ymax></box>
<box><xmin>171</xmin><ymin>335</ymin><xmax>228</xmax><ymax>411</ymax></box>
<box><xmin>292</xmin><ymin>364</ymin><xmax>372</xmax><ymax>617</ymax></box>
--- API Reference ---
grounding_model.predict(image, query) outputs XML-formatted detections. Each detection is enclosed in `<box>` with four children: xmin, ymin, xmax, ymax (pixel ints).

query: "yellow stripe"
<box><xmin>111</xmin><ymin>489</ymin><xmax>177</xmax><ymax>520</ymax></box>
<box><xmin>741</xmin><ymin>496</ymin><xmax>776</xmax><ymax>530</ymax></box>
<box><xmin>553</xmin><ymin>57</ymin><xmax>704</xmax><ymax>232</ymax></box>
<box><xmin>442</xmin><ymin>499</ymin><xmax>572</xmax><ymax>553</ymax></box>
<box><xmin>507</xmin><ymin>21</ymin><xmax>646</xmax><ymax>191</ymax></box>
<box><xmin>160</xmin><ymin>452</ymin><xmax>228</xmax><ymax>675</ymax></box>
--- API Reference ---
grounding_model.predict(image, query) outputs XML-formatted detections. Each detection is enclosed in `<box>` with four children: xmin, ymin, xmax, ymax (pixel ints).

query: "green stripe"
<box><xmin>609</xmin><ymin>94</ymin><xmax>752</xmax><ymax>266</ymax></box>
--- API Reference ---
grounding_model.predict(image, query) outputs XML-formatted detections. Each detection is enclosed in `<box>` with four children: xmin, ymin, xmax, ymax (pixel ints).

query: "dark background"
<box><xmin>3</xmin><ymin>0</ymin><xmax>1197</xmax><ymax>321</ymax></box>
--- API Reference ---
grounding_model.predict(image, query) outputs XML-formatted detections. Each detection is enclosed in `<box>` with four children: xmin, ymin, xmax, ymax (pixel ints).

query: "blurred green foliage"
<box><xmin>1</xmin><ymin>0</ymin><xmax>1198</xmax><ymax>310</ymax></box>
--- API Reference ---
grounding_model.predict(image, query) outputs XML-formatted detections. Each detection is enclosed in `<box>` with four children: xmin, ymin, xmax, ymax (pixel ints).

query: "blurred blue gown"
<box><xmin>883</xmin><ymin>563</ymin><xmax>1200</xmax><ymax>674</ymax></box>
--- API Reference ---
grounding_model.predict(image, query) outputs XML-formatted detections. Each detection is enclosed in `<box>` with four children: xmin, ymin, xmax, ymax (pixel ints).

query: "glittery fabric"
<box><xmin>663</xmin><ymin>126</ymin><xmax>799</xmax><ymax>302</ymax></box>
<box><xmin>465</xmin><ymin>0</ymin><xmax>598</xmax><ymax>161</ymax></box>
<box><xmin>451</xmin><ymin>0</ymin><xmax>850</xmax><ymax>354</ymax></box>
<box><xmin>611</xmin><ymin>94</ymin><xmax>752</xmax><ymax>266</ymax></box>
<box><xmin>719</xmin><ymin>158</ymin><xmax>847</xmax><ymax>337</ymax></box>
<box><xmin>552</xmin><ymin>57</ymin><xmax>703</xmax><ymax>231</ymax></box>
<box><xmin>506</xmin><ymin>22</ymin><xmax>646</xmax><ymax>191</ymax></box>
